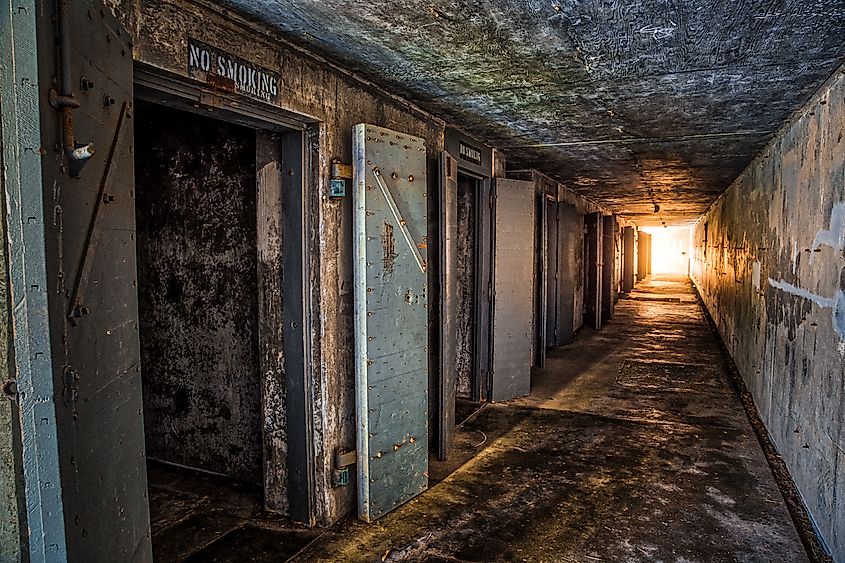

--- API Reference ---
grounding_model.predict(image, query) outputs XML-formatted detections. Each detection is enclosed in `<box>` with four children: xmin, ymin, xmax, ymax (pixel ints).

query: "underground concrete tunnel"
<box><xmin>1</xmin><ymin>1</ymin><xmax>845</xmax><ymax>562</ymax></box>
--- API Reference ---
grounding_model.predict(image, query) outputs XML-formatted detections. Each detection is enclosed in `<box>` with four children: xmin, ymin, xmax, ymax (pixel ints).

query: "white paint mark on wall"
<box><xmin>768</xmin><ymin>278</ymin><xmax>836</xmax><ymax>308</ymax></box>
<box><xmin>752</xmin><ymin>261</ymin><xmax>761</xmax><ymax>291</ymax></box>
<box><xmin>768</xmin><ymin>277</ymin><xmax>845</xmax><ymax>342</ymax></box>
<box><xmin>809</xmin><ymin>202</ymin><xmax>845</xmax><ymax>264</ymax></box>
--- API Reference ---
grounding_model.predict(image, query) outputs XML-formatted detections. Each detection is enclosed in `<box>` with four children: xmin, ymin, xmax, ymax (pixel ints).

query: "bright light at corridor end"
<box><xmin>643</xmin><ymin>226</ymin><xmax>692</xmax><ymax>274</ymax></box>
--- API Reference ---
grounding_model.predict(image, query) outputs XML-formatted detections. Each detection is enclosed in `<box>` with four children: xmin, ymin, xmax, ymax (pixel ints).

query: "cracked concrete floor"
<box><xmin>298</xmin><ymin>275</ymin><xmax>807</xmax><ymax>562</ymax></box>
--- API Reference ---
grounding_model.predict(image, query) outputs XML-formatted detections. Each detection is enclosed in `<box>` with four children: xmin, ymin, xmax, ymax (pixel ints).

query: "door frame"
<box><xmin>584</xmin><ymin>212</ymin><xmax>603</xmax><ymax>330</ymax></box>
<box><xmin>538</xmin><ymin>192</ymin><xmax>560</xmax><ymax>366</ymax></box>
<box><xmin>444</xmin><ymin>129</ymin><xmax>494</xmax><ymax>402</ymax></box>
<box><xmin>134</xmin><ymin>64</ymin><xmax>319</xmax><ymax>524</ymax></box>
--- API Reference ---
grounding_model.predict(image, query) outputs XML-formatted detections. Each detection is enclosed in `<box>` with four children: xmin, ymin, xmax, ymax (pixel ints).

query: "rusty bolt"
<box><xmin>80</xmin><ymin>77</ymin><xmax>95</xmax><ymax>92</ymax></box>
<box><xmin>102</xmin><ymin>193</ymin><xmax>115</xmax><ymax>204</ymax></box>
<box><xmin>2</xmin><ymin>379</ymin><xmax>17</xmax><ymax>400</ymax></box>
<box><xmin>103</xmin><ymin>95</ymin><xmax>116</xmax><ymax>107</ymax></box>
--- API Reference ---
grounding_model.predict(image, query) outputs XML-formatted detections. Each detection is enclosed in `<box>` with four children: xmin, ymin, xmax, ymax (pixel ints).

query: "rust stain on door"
<box><xmin>381</xmin><ymin>221</ymin><xmax>398</xmax><ymax>276</ymax></box>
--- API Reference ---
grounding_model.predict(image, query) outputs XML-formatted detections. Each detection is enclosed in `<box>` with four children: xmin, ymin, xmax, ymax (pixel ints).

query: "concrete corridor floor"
<box><xmin>299</xmin><ymin>275</ymin><xmax>807</xmax><ymax>562</ymax></box>
<box><xmin>151</xmin><ymin>275</ymin><xmax>808</xmax><ymax>562</ymax></box>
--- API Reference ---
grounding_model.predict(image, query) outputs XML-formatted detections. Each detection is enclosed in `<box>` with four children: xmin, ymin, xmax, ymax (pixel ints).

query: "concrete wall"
<box><xmin>691</xmin><ymin>65</ymin><xmax>845</xmax><ymax>560</ymax></box>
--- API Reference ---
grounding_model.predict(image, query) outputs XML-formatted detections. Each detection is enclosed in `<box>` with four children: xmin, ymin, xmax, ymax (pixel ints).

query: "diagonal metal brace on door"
<box><xmin>371</xmin><ymin>168</ymin><xmax>426</xmax><ymax>273</ymax></box>
<box><xmin>66</xmin><ymin>101</ymin><xmax>130</xmax><ymax>325</ymax></box>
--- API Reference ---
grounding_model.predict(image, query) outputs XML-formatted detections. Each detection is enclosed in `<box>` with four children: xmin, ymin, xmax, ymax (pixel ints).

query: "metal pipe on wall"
<box><xmin>52</xmin><ymin>0</ymin><xmax>94</xmax><ymax>176</ymax></box>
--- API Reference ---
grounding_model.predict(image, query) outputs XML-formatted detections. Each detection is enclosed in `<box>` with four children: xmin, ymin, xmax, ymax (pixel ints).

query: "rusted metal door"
<box><xmin>438</xmin><ymin>152</ymin><xmax>458</xmax><ymax>460</ymax></box>
<box><xmin>353</xmin><ymin>124</ymin><xmax>429</xmax><ymax>521</ymax></box>
<box><xmin>585</xmin><ymin>212</ymin><xmax>604</xmax><ymax>329</ymax></box>
<box><xmin>1</xmin><ymin>0</ymin><xmax>151</xmax><ymax>559</ymax></box>
<box><xmin>491</xmin><ymin>179</ymin><xmax>535</xmax><ymax>401</ymax></box>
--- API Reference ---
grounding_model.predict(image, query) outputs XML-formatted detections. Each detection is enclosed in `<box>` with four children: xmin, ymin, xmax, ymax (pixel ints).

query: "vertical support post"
<box><xmin>637</xmin><ymin>231</ymin><xmax>649</xmax><ymax>282</ymax></box>
<box><xmin>437</xmin><ymin>152</ymin><xmax>457</xmax><ymax>461</ymax></box>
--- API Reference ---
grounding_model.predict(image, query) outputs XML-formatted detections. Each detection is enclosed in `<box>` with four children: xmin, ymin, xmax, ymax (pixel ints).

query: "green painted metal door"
<box><xmin>353</xmin><ymin>124</ymin><xmax>429</xmax><ymax>521</ymax></box>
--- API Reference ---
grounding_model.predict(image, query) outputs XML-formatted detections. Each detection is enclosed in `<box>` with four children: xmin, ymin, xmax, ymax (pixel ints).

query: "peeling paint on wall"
<box><xmin>752</xmin><ymin>261</ymin><xmax>761</xmax><ymax>291</ymax></box>
<box><xmin>767</xmin><ymin>278</ymin><xmax>837</xmax><ymax>310</ymax></box>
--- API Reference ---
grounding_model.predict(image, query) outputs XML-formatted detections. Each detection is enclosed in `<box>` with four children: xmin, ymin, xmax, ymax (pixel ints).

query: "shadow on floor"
<box><xmin>295</xmin><ymin>275</ymin><xmax>808</xmax><ymax>562</ymax></box>
<box><xmin>148</xmin><ymin>462</ymin><xmax>321</xmax><ymax>562</ymax></box>
<box><xmin>148</xmin><ymin>275</ymin><xmax>808</xmax><ymax>562</ymax></box>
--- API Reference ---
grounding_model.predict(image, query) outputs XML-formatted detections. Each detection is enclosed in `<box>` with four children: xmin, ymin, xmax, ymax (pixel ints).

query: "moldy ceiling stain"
<box><xmin>221</xmin><ymin>0</ymin><xmax>845</xmax><ymax>225</ymax></box>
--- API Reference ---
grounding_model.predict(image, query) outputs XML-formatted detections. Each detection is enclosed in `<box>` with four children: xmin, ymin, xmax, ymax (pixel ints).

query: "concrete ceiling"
<box><xmin>223</xmin><ymin>0</ymin><xmax>845</xmax><ymax>225</ymax></box>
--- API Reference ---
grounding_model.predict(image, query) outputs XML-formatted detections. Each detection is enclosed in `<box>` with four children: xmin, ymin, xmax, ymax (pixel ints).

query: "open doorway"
<box><xmin>455</xmin><ymin>171</ymin><xmax>490</xmax><ymax>405</ymax></box>
<box><xmin>434</xmin><ymin>132</ymin><xmax>495</xmax><ymax>468</ymax></box>
<box><xmin>132</xmin><ymin>90</ymin><xmax>315</xmax><ymax>556</ymax></box>
<box><xmin>643</xmin><ymin>226</ymin><xmax>692</xmax><ymax>275</ymax></box>
<box><xmin>134</xmin><ymin>101</ymin><xmax>266</xmax><ymax>555</ymax></box>
<box><xmin>135</xmin><ymin>101</ymin><xmax>262</xmax><ymax>484</ymax></box>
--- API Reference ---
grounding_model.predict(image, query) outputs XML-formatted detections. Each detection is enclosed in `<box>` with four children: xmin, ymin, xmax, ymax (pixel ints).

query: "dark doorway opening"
<box><xmin>583</xmin><ymin>212</ymin><xmax>603</xmax><ymax>330</ymax></box>
<box><xmin>133</xmin><ymin>97</ymin><xmax>313</xmax><ymax>556</ymax></box>
<box><xmin>454</xmin><ymin>171</ymin><xmax>494</xmax><ymax>403</ymax></box>
<box><xmin>455</xmin><ymin>172</ymin><xmax>479</xmax><ymax>401</ymax></box>
<box><xmin>135</xmin><ymin>101</ymin><xmax>262</xmax><ymax>484</ymax></box>
<box><xmin>434</xmin><ymin>165</ymin><xmax>493</xmax><ymax>467</ymax></box>
<box><xmin>135</xmin><ymin>102</ymin><xmax>266</xmax><ymax>556</ymax></box>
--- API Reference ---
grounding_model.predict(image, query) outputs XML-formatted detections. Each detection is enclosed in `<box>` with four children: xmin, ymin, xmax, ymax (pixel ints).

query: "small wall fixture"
<box><xmin>330</xmin><ymin>158</ymin><xmax>352</xmax><ymax>198</ymax></box>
